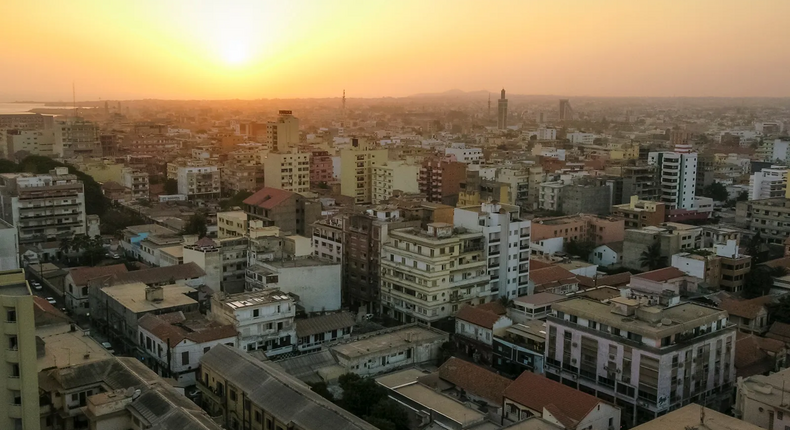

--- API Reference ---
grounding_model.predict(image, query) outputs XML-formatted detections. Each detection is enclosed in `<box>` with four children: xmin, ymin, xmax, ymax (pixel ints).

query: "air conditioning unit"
<box><xmin>572</xmin><ymin>342</ymin><xmax>579</xmax><ymax>348</ymax></box>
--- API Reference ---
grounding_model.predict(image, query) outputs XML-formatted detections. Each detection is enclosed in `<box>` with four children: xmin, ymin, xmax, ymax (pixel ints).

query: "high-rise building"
<box><xmin>380</xmin><ymin>222</ymin><xmax>489</xmax><ymax>325</ymax></box>
<box><xmin>749</xmin><ymin>166</ymin><xmax>788</xmax><ymax>200</ymax></box>
<box><xmin>263</xmin><ymin>149</ymin><xmax>310</xmax><ymax>194</ymax></box>
<box><xmin>546</xmin><ymin>297</ymin><xmax>736</xmax><ymax>426</ymax></box>
<box><xmin>309</xmin><ymin>150</ymin><xmax>335</xmax><ymax>185</ymax></box>
<box><xmin>497</xmin><ymin>88</ymin><xmax>508</xmax><ymax>130</ymax></box>
<box><xmin>648</xmin><ymin>144</ymin><xmax>698</xmax><ymax>209</ymax></box>
<box><xmin>454</xmin><ymin>202</ymin><xmax>531</xmax><ymax>299</ymax></box>
<box><xmin>121</xmin><ymin>167</ymin><xmax>149</xmax><ymax>201</ymax></box>
<box><xmin>372</xmin><ymin>161</ymin><xmax>420</xmax><ymax>203</ymax></box>
<box><xmin>0</xmin><ymin>168</ymin><xmax>87</xmax><ymax>246</ymax></box>
<box><xmin>0</xmin><ymin>113</ymin><xmax>53</xmax><ymax>130</ymax></box>
<box><xmin>0</xmin><ymin>269</ymin><xmax>40</xmax><ymax>430</ymax></box>
<box><xmin>266</xmin><ymin>110</ymin><xmax>300</xmax><ymax>152</ymax></box>
<box><xmin>559</xmin><ymin>99</ymin><xmax>573</xmax><ymax>121</ymax></box>
<box><xmin>340</xmin><ymin>137</ymin><xmax>388</xmax><ymax>204</ymax></box>
<box><xmin>5</xmin><ymin>129</ymin><xmax>54</xmax><ymax>157</ymax></box>
<box><xmin>53</xmin><ymin>119</ymin><xmax>101</xmax><ymax>158</ymax></box>
<box><xmin>176</xmin><ymin>165</ymin><xmax>221</xmax><ymax>200</ymax></box>
<box><xmin>418</xmin><ymin>158</ymin><xmax>467</xmax><ymax>206</ymax></box>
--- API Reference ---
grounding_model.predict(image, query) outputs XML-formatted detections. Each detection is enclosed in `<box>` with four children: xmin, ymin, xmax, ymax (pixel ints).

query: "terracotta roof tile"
<box><xmin>138</xmin><ymin>313</ymin><xmax>236</xmax><ymax>345</ymax></box>
<box><xmin>633</xmin><ymin>267</ymin><xmax>686</xmax><ymax>282</ymax></box>
<box><xmin>243</xmin><ymin>187</ymin><xmax>296</xmax><ymax>210</ymax></box>
<box><xmin>111</xmin><ymin>262</ymin><xmax>205</xmax><ymax>286</ymax></box>
<box><xmin>456</xmin><ymin>302</ymin><xmax>507</xmax><ymax>329</ymax></box>
<box><xmin>33</xmin><ymin>296</ymin><xmax>70</xmax><ymax>327</ymax></box>
<box><xmin>767</xmin><ymin>322</ymin><xmax>790</xmax><ymax>343</ymax></box>
<box><xmin>68</xmin><ymin>264</ymin><xmax>129</xmax><ymax>286</ymax></box>
<box><xmin>529</xmin><ymin>266</ymin><xmax>578</xmax><ymax>288</ymax></box>
<box><xmin>504</xmin><ymin>371</ymin><xmax>602</xmax><ymax>425</ymax></box>
<box><xmin>718</xmin><ymin>296</ymin><xmax>774</xmax><ymax>319</ymax></box>
<box><xmin>529</xmin><ymin>259</ymin><xmax>554</xmax><ymax>270</ymax></box>
<box><xmin>438</xmin><ymin>358</ymin><xmax>511</xmax><ymax>404</ymax></box>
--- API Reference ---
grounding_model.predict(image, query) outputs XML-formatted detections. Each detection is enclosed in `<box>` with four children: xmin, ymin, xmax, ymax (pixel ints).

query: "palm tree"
<box><xmin>639</xmin><ymin>242</ymin><xmax>668</xmax><ymax>271</ymax></box>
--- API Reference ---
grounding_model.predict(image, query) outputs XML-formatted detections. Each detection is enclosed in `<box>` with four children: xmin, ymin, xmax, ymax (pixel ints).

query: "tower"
<box><xmin>487</xmin><ymin>93</ymin><xmax>491</xmax><ymax>120</ymax></box>
<box><xmin>497</xmin><ymin>88</ymin><xmax>508</xmax><ymax>130</ymax></box>
<box><xmin>559</xmin><ymin>99</ymin><xmax>573</xmax><ymax>121</ymax></box>
<box><xmin>342</xmin><ymin>89</ymin><xmax>346</xmax><ymax>118</ymax></box>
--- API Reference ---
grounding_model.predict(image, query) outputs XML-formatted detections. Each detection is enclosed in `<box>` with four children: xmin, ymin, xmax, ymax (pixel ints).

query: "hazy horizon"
<box><xmin>2</xmin><ymin>0</ymin><xmax>789</xmax><ymax>101</ymax></box>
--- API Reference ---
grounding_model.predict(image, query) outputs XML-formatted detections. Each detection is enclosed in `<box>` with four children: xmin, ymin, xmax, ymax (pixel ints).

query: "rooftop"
<box><xmin>111</xmin><ymin>262</ymin><xmax>205</xmax><ymax>286</ymax></box>
<box><xmin>102</xmin><ymin>283</ymin><xmax>197</xmax><ymax>313</ymax></box>
<box><xmin>220</xmin><ymin>289</ymin><xmax>293</xmax><ymax>310</ymax></box>
<box><xmin>437</xmin><ymin>357</ymin><xmax>512</xmax><ymax>405</ymax></box>
<box><xmin>37</xmin><ymin>323</ymin><xmax>113</xmax><ymax>371</ymax></box>
<box><xmin>514</xmin><ymin>292</ymin><xmax>566</xmax><ymax>307</ymax></box>
<box><xmin>396</xmin><ymin>383</ymin><xmax>485</xmax><ymax>427</ymax></box>
<box><xmin>68</xmin><ymin>264</ymin><xmax>128</xmax><ymax>286</ymax></box>
<box><xmin>633</xmin><ymin>266</ymin><xmax>688</xmax><ymax>282</ymax></box>
<box><xmin>296</xmin><ymin>312</ymin><xmax>355</xmax><ymax>338</ymax></box>
<box><xmin>243</xmin><ymin>187</ymin><xmax>296</xmax><ymax>209</ymax></box>
<box><xmin>331</xmin><ymin>324</ymin><xmax>448</xmax><ymax>359</ymax></box>
<box><xmin>632</xmin><ymin>403</ymin><xmax>764</xmax><ymax>430</ymax></box>
<box><xmin>0</xmin><ymin>269</ymin><xmax>31</xmax><ymax>296</ymax></box>
<box><xmin>504</xmin><ymin>371</ymin><xmax>602</xmax><ymax>428</ymax></box>
<box><xmin>738</xmin><ymin>368</ymin><xmax>790</xmax><ymax>408</ymax></box>
<box><xmin>138</xmin><ymin>312</ymin><xmax>237</xmax><ymax>345</ymax></box>
<box><xmin>456</xmin><ymin>302</ymin><xmax>508</xmax><ymax>329</ymax></box>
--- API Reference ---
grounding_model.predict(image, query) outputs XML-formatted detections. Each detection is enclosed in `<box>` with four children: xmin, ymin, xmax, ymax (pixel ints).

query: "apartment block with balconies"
<box><xmin>263</xmin><ymin>149</ymin><xmax>310</xmax><ymax>194</ymax></box>
<box><xmin>121</xmin><ymin>167</ymin><xmax>149</xmax><ymax>201</ymax></box>
<box><xmin>546</xmin><ymin>297</ymin><xmax>736</xmax><ymax>427</ymax></box>
<box><xmin>381</xmin><ymin>222</ymin><xmax>489</xmax><ymax>325</ymax></box>
<box><xmin>648</xmin><ymin>145</ymin><xmax>698</xmax><ymax>210</ymax></box>
<box><xmin>340</xmin><ymin>137</ymin><xmax>388</xmax><ymax>204</ymax></box>
<box><xmin>0</xmin><ymin>167</ymin><xmax>86</xmax><ymax>246</ymax></box>
<box><xmin>177</xmin><ymin>165</ymin><xmax>220</xmax><ymax>200</ymax></box>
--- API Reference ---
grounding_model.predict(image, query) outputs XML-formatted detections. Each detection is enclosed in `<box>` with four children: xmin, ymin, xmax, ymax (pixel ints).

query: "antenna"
<box><xmin>72</xmin><ymin>81</ymin><xmax>77</xmax><ymax>119</ymax></box>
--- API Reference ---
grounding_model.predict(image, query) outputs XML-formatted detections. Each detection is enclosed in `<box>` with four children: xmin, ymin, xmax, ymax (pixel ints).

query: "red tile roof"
<box><xmin>529</xmin><ymin>266</ymin><xmax>578</xmax><ymax>288</ymax></box>
<box><xmin>633</xmin><ymin>267</ymin><xmax>686</xmax><ymax>282</ymax></box>
<box><xmin>243</xmin><ymin>187</ymin><xmax>296</xmax><ymax>210</ymax></box>
<box><xmin>577</xmin><ymin>272</ymin><xmax>632</xmax><ymax>289</ymax></box>
<box><xmin>438</xmin><ymin>358</ymin><xmax>511</xmax><ymax>405</ymax></box>
<box><xmin>504</xmin><ymin>371</ymin><xmax>602</xmax><ymax>426</ymax></box>
<box><xmin>456</xmin><ymin>302</ymin><xmax>507</xmax><ymax>329</ymax></box>
<box><xmin>68</xmin><ymin>264</ymin><xmax>129</xmax><ymax>286</ymax></box>
<box><xmin>529</xmin><ymin>259</ymin><xmax>555</xmax><ymax>270</ymax></box>
<box><xmin>33</xmin><ymin>296</ymin><xmax>70</xmax><ymax>327</ymax></box>
<box><xmin>767</xmin><ymin>322</ymin><xmax>790</xmax><ymax>343</ymax></box>
<box><xmin>719</xmin><ymin>295</ymin><xmax>775</xmax><ymax>319</ymax></box>
<box><xmin>138</xmin><ymin>313</ymin><xmax>237</xmax><ymax>345</ymax></box>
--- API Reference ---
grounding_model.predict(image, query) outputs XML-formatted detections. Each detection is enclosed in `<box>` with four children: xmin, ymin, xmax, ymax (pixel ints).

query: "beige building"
<box><xmin>340</xmin><ymin>137</ymin><xmax>388</xmax><ymax>204</ymax></box>
<box><xmin>121</xmin><ymin>167</ymin><xmax>149</xmax><ymax>201</ymax></box>
<box><xmin>263</xmin><ymin>149</ymin><xmax>310</xmax><ymax>194</ymax></box>
<box><xmin>381</xmin><ymin>223</ymin><xmax>489</xmax><ymax>324</ymax></box>
<box><xmin>177</xmin><ymin>165</ymin><xmax>221</xmax><ymax>200</ymax></box>
<box><xmin>266</xmin><ymin>110</ymin><xmax>300</xmax><ymax>152</ymax></box>
<box><xmin>6</xmin><ymin>129</ymin><xmax>54</xmax><ymax>157</ymax></box>
<box><xmin>0</xmin><ymin>269</ymin><xmax>40</xmax><ymax>430</ymax></box>
<box><xmin>217</xmin><ymin>211</ymin><xmax>248</xmax><ymax>239</ymax></box>
<box><xmin>53</xmin><ymin>119</ymin><xmax>101</xmax><ymax>158</ymax></box>
<box><xmin>634</xmin><ymin>404</ymin><xmax>763</xmax><ymax>430</ymax></box>
<box><xmin>221</xmin><ymin>164</ymin><xmax>257</xmax><ymax>194</ymax></box>
<box><xmin>735</xmin><ymin>368</ymin><xmax>790</xmax><ymax>430</ymax></box>
<box><xmin>372</xmin><ymin>161</ymin><xmax>420</xmax><ymax>203</ymax></box>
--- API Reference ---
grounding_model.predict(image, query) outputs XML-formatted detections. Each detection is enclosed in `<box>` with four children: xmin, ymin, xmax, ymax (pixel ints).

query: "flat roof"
<box><xmin>396</xmin><ymin>383</ymin><xmax>484</xmax><ymax>426</ymax></box>
<box><xmin>332</xmin><ymin>325</ymin><xmax>448</xmax><ymax>359</ymax></box>
<box><xmin>37</xmin><ymin>324</ymin><xmax>112</xmax><ymax>371</ymax></box>
<box><xmin>221</xmin><ymin>289</ymin><xmax>292</xmax><ymax>310</ymax></box>
<box><xmin>0</xmin><ymin>270</ymin><xmax>31</xmax><ymax>296</ymax></box>
<box><xmin>506</xmin><ymin>321</ymin><xmax>548</xmax><ymax>342</ymax></box>
<box><xmin>375</xmin><ymin>368</ymin><xmax>427</xmax><ymax>389</ymax></box>
<box><xmin>514</xmin><ymin>292</ymin><xmax>565</xmax><ymax>307</ymax></box>
<box><xmin>102</xmin><ymin>282</ymin><xmax>197</xmax><ymax>313</ymax></box>
<box><xmin>261</xmin><ymin>258</ymin><xmax>338</xmax><ymax>269</ymax></box>
<box><xmin>552</xmin><ymin>299</ymin><xmax>727</xmax><ymax>339</ymax></box>
<box><xmin>632</xmin><ymin>403</ymin><xmax>764</xmax><ymax>430</ymax></box>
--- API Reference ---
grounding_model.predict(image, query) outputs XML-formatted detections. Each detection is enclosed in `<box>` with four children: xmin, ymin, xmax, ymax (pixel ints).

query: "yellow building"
<box><xmin>263</xmin><ymin>149</ymin><xmax>310</xmax><ymax>194</ymax></box>
<box><xmin>0</xmin><ymin>269</ymin><xmax>40</xmax><ymax>430</ymax></box>
<box><xmin>217</xmin><ymin>211</ymin><xmax>248</xmax><ymax>239</ymax></box>
<box><xmin>372</xmin><ymin>161</ymin><xmax>420</xmax><ymax>203</ymax></box>
<box><xmin>340</xmin><ymin>137</ymin><xmax>388</xmax><ymax>204</ymax></box>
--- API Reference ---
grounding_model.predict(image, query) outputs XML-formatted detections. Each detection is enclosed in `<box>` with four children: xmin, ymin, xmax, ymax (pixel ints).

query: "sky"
<box><xmin>2</xmin><ymin>0</ymin><xmax>789</xmax><ymax>101</ymax></box>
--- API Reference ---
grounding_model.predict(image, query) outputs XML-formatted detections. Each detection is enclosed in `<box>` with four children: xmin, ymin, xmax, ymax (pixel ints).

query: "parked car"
<box><xmin>46</xmin><ymin>297</ymin><xmax>56</xmax><ymax>305</ymax></box>
<box><xmin>31</xmin><ymin>281</ymin><xmax>42</xmax><ymax>291</ymax></box>
<box><xmin>101</xmin><ymin>342</ymin><xmax>115</xmax><ymax>354</ymax></box>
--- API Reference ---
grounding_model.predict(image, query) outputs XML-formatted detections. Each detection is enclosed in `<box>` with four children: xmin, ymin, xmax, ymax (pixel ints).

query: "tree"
<box><xmin>183</xmin><ymin>213</ymin><xmax>208</xmax><ymax>238</ymax></box>
<box><xmin>338</xmin><ymin>374</ymin><xmax>388</xmax><ymax>417</ymax></box>
<box><xmin>164</xmin><ymin>178</ymin><xmax>178</xmax><ymax>195</ymax></box>
<box><xmin>737</xmin><ymin>191</ymin><xmax>749</xmax><ymax>202</ymax></box>
<box><xmin>639</xmin><ymin>242</ymin><xmax>668</xmax><ymax>271</ymax></box>
<box><xmin>769</xmin><ymin>295</ymin><xmax>790</xmax><ymax>324</ymax></box>
<box><xmin>743</xmin><ymin>265</ymin><xmax>775</xmax><ymax>299</ymax></box>
<box><xmin>219</xmin><ymin>190</ymin><xmax>253</xmax><ymax>210</ymax></box>
<box><xmin>308</xmin><ymin>382</ymin><xmax>334</xmax><ymax>402</ymax></box>
<box><xmin>701</xmin><ymin>182</ymin><xmax>729</xmax><ymax>202</ymax></box>
<box><xmin>746</xmin><ymin>231</ymin><xmax>768</xmax><ymax>264</ymax></box>
<box><xmin>566</xmin><ymin>239</ymin><xmax>597</xmax><ymax>261</ymax></box>
<box><xmin>369</xmin><ymin>399</ymin><xmax>409</xmax><ymax>430</ymax></box>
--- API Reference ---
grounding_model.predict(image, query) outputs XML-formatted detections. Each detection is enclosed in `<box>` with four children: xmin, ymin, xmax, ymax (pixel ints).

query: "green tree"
<box><xmin>338</xmin><ymin>374</ymin><xmax>388</xmax><ymax>417</ymax></box>
<box><xmin>183</xmin><ymin>213</ymin><xmax>208</xmax><ymax>238</ymax></box>
<box><xmin>746</xmin><ymin>231</ymin><xmax>767</xmax><ymax>264</ymax></box>
<box><xmin>639</xmin><ymin>242</ymin><xmax>668</xmax><ymax>271</ymax></box>
<box><xmin>743</xmin><ymin>265</ymin><xmax>775</xmax><ymax>299</ymax></box>
<box><xmin>566</xmin><ymin>239</ymin><xmax>597</xmax><ymax>260</ymax></box>
<box><xmin>219</xmin><ymin>190</ymin><xmax>253</xmax><ymax>210</ymax></box>
<box><xmin>18</xmin><ymin>156</ymin><xmax>107</xmax><ymax>216</ymax></box>
<box><xmin>308</xmin><ymin>382</ymin><xmax>334</xmax><ymax>402</ymax></box>
<box><xmin>769</xmin><ymin>295</ymin><xmax>790</xmax><ymax>324</ymax></box>
<box><xmin>737</xmin><ymin>191</ymin><xmax>749</xmax><ymax>202</ymax></box>
<box><xmin>164</xmin><ymin>178</ymin><xmax>178</xmax><ymax>195</ymax></box>
<box><xmin>701</xmin><ymin>182</ymin><xmax>729</xmax><ymax>202</ymax></box>
<box><xmin>369</xmin><ymin>399</ymin><xmax>409</xmax><ymax>430</ymax></box>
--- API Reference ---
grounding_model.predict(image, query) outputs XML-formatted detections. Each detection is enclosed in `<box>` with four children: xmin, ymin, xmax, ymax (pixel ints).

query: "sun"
<box><xmin>222</xmin><ymin>41</ymin><xmax>250</xmax><ymax>65</ymax></box>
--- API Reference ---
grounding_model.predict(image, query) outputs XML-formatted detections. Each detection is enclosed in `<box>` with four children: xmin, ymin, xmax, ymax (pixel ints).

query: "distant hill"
<box><xmin>408</xmin><ymin>89</ymin><xmax>490</xmax><ymax>98</ymax></box>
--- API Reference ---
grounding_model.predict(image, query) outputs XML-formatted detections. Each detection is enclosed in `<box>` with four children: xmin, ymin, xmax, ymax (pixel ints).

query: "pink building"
<box><xmin>310</xmin><ymin>150</ymin><xmax>334</xmax><ymax>185</ymax></box>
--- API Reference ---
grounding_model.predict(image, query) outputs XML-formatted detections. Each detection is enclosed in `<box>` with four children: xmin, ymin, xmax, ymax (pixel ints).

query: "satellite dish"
<box><xmin>131</xmin><ymin>389</ymin><xmax>142</xmax><ymax>400</ymax></box>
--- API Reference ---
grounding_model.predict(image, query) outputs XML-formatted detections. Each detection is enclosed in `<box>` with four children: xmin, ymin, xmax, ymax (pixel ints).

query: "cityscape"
<box><xmin>2</xmin><ymin>2</ymin><xmax>790</xmax><ymax>430</ymax></box>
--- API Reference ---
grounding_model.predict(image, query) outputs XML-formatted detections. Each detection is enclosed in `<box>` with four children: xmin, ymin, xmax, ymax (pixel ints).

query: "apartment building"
<box><xmin>547</xmin><ymin>297</ymin><xmax>736</xmax><ymax>426</ymax></box>
<box><xmin>622</xmin><ymin>224</ymin><xmax>702</xmax><ymax>271</ymax></box>
<box><xmin>648</xmin><ymin>144</ymin><xmax>698</xmax><ymax>209</ymax></box>
<box><xmin>454</xmin><ymin>202</ymin><xmax>532</xmax><ymax>298</ymax></box>
<box><xmin>198</xmin><ymin>344</ymin><xmax>377</xmax><ymax>430</ymax></box>
<box><xmin>310</xmin><ymin>149</ymin><xmax>335</xmax><ymax>185</ymax></box>
<box><xmin>459</xmin><ymin>168</ymin><xmax>511</xmax><ymax>206</ymax></box>
<box><xmin>266</xmin><ymin>110</ymin><xmax>300</xmax><ymax>152</ymax></box>
<box><xmin>612</xmin><ymin>197</ymin><xmax>667</xmax><ymax>229</ymax></box>
<box><xmin>343</xmin><ymin>207</ymin><xmax>421</xmax><ymax>313</ymax></box>
<box><xmin>183</xmin><ymin>236</ymin><xmax>248</xmax><ymax>293</ymax></box>
<box><xmin>605</xmin><ymin>165</ymin><xmax>659</xmax><ymax>204</ymax></box>
<box><xmin>263</xmin><ymin>149</ymin><xmax>310</xmax><ymax>194</ymax></box>
<box><xmin>735</xmin><ymin>368</ymin><xmax>790</xmax><ymax>430</ymax></box>
<box><xmin>380</xmin><ymin>222</ymin><xmax>489</xmax><ymax>325</ymax></box>
<box><xmin>209</xmin><ymin>289</ymin><xmax>296</xmax><ymax>357</ymax></box>
<box><xmin>312</xmin><ymin>215</ymin><xmax>343</xmax><ymax>263</ymax></box>
<box><xmin>0</xmin><ymin>270</ymin><xmax>40</xmax><ymax>430</ymax></box>
<box><xmin>121</xmin><ymin>167</ymin><xmax>149</xmax><ymax>200</ymax></box>
<box><xmin>750</xmin><ymin>166</ymin><xmax>789</xmax><ymax>200</ymax></box>
<box><xmin>735</xmin><ymin>198</ymin><xmax>790</xmax><ymax>244</ymax></box>
<box><xmin>6</xmin><ymin>128</ymin><xmax>54</xmax><ymax>156</ymax></box>
<box><xmin>0</xmin><ymin>112</ymin><xmax>53</xmax><ymax>130</ymax></box>
<box><xmin>246</xmin><ymin>258</ymin><xmax>342</xmax><ymax>313</ymax></box>
<box><xmin>217</xmin><ymin>211</ymin><xmax>248</xmax><ymax>239</ymax></box>
<box><xmin>53</xmin><ymin>119</ymin><xmax>101</xmax><ymax>158</ymax></box>
<box><xmin>419</xmin><ymin>158</ymin><xmax>467</xmax><ymax>206</ymax></box>
<box><xmin>176</xmin><ymin>165</ymin><xmax>220</xmax><ymax>200</ymax></box>
<box><xmin>243</xmin><ymin>187</ymin><xmax>321</xmax><ymax>236</ymax></box>
<box><xmin>120</xmin><ymin>133</ymin><xmax>180</xmax><ymax>156</ymax></box>
<box><xmin>221</xmin><ymin>164</ymin><xmax>257</xmax><ymax>194</ymax></box>
<box><xmin>531</xmin><ymin>214</ymin><xmax>625</xmax><ymax>246</ymax></box>
<box><xmin>372</xmin><ymin>161</ymin><xmax>420</xmax><ymax>203</ymax></box>
<box><xmin>445</xmin><ymin>143</ymin><xmax>483</xmax><ymax>164</ymax></box>
<box><xmin>0</xmin><ymin>168</ymin><xmax>86</xmax><ymax>246</ymax></box>
<box><xmin>340</xmin><ymin>137</ymin><xmax>388</xmax><ymax>204</ymax></box>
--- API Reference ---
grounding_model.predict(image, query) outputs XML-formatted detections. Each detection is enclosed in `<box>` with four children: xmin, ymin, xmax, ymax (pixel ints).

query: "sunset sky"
<box><xmin>2</xmin><ymin>0</ymin><xmax>789</xmax><ymax>100</ymax></box>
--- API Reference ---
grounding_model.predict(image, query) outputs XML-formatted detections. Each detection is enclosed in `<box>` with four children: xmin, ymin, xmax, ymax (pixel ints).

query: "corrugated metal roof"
<box><xmin>295</xmin><ymin>312</ymin><xmax>354</xmax><ymax>338</ymax></box>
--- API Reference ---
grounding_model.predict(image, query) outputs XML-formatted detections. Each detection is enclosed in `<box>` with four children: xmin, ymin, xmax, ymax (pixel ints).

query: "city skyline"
<box><xmin>2</xmin><ymin>0</ymin><xmax>790</xmax><ymax>101</ymax></box>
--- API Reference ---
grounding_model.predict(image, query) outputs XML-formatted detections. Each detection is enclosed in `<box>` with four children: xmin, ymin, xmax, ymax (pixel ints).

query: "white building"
<box><xmin>312</xmin><ymin>215</ymin><xmax>343</xmax><ymax>263</ymax></box>
<box><xmin>547</xmin><ymin>297</ymin><xmax>736</xmax><ymax>426</ymax></box>
<box><xmin>245</xmin><ymin>257</ymin><xmax>342</xmax><ymax>313</ymax></box>
<box><xmin>121</xmin><ymin>167</ymin><xmax>149</xmax><ymax>201</ymax></box>
<box><xmin>648</xmin><ymin>144</ymin><xmax>698</xmax><ymax>209</ymax></box>
<box><xmin>771</xmin><ymin>139</ymin><xmax>790</xmax><ymax>163</ymax></box>
<box><xmin>209</xmin><ymin>289</ymin><xmax>296</xmax><ymax>357</ymax></box>
<box><xmin>567</xmin><ymin>132</ymin><xmax>596</xmax><ymax>145</ymax></box>
<box><xmin>372</xmin><ymin>161</ymin><xmax>420</xmax><ymax>203</ymax></box>
<box><xmin>749</xmin><ymin>166</ymin><xmax>788</xmax><ymax>200</ymax></box>
<box><xmin>735</xmin><ymin>368</ymin><xmax>790</xmax><ymax>430</ymax></box>
<box><xmin>263</xmin><ymin>149</ymin><xmax>310</xmax><ymax>194</ymax></box>
<box><xmin>454</xmin><ymin>202</ymin><xmax>531</xmax><ymax>298</ymax></box>
<box><xmin>54</xmin><ymin>119</ymin><xmax>101</xmax><ymax>158</ymax></box>
<box><xmin>177</xmin><ymin>165</ymin><xmax>220</xmax><ymax>200</ymax></box>
<box><xmin>445</xmin><ymin>144</ymin><xmax>483</xmax><ymax>164</ymax></box>
<box><xmin>537</xmin><ymin>128</ymin><xmax>557</xmax><ymax>140</ymax></box>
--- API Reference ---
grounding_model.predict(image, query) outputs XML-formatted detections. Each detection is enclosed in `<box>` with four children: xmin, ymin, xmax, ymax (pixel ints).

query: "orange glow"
<box><xmin>1</xmin><ymin>0</ymin><xmax>789</xmax><ymax>100</ymax></box>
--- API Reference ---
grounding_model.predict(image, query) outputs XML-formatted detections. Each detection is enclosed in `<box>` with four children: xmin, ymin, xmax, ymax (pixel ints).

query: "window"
<box><xmin>255</xmin><ymin>411</ymin><xmax>262</xmax><ymax>423</ymax></box>
<box><xmin>182</xmin><ymin>351</ymin><xmax>189</xmax><ymax>365</ymax></box>
<box><xmin>8</xmin><ymin>335</ymin><xmax>18</xmax><ymax>350</ymax></box>
<box><xmin>253</xmin><ymin>309</ymin><xmax>260</xmax><ymax>318</ymax></box>
<box><xmin>230</xmin><ymin>389</ymin><xmax>237</xmax><ymax>401</ymax></box>
<box><xmin>6</xmin><ymin>309</ymin><xmax>15</xmax><ymax>323</ymax></box>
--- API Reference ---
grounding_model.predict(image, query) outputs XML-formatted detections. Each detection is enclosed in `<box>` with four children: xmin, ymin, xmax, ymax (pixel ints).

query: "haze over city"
<box><xmin>3</xmin><ymin>0</ymin><xmax>790</xmax><ymax>100</ymax></box>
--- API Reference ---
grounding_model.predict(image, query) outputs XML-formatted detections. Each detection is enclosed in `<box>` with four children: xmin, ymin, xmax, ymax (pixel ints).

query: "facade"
<box><xmin>245</xmin><ymin>258</ymin><xmax>342</xmax><ymax>313</ymax></box>
<box><xmin>53</xmin><ymin>119</ymin><xmax>101</xmax><ymax>158</ymax></box>
<box><xmin>444</xmin><ymin>144</ymin><xmax>483</xmax><ymax>164</ymax></box>
<box><xmin>546</xmin><ymin>298</ymin><xmax>737</xmax><ymax>426</ymax></box>
<box><xmin>198</xmin><ymin>344</ymin><xmax>377</xmax><ymax>430</ymax></box>
<box><xmin>6</xmin><ymin>128</ymin><xmax>54</xmax><ymax>156</ymax></box>
<box><xmin>419</xmin><ymin>158</ymin><xmax>467</xmax><ymax>206</ymax></box>
<box><xmin>612</xmin><ymin>197</ymin><xmax>667</xmax><ymax>229</ymax></box>
<box><xmin>177</xmin><ymin>165</ymin><xmax>220</xmax><ymax>200</ymax></box>
<box><xmin>243</xmin><ymin>187</ymin><xmax>321</xmax><ymax>236</ymax></box>
<box><xmin>455</xmin><ymin>302</ymin><xmax>512</xmax><ymax>365</ymax></box>
<box><xmin>309</xmin><ymin>150</ymin><xmax>335</xmax><ymax>185</ymax></box>
<box><xmin>648</xmin><ymin>145</ymin><xmax>698</xmax><ymax>209</ymax></box>
<box><xmin>294</xmin><ymin>311</ymin><xmax>354</xmax><ymax>353</ymax></box>
<box><xmin>0</xmin><ymin>168</ymin><xmax>87</xmax><ymax>246</ymax></box>
<box><xmin>372</xmin><ymin>161</ymin><xmax>420</xmax><ymax>203</ymax></box>
<box><xmin>221</xmin><ymin>164</ymin><xmax>257</xmax><ymax>194</ymax></box>
<box><xmin>0</xmin><ymin>270</ymin><xmax>40</xmax><ymax>430</ymax></box>
<box><xmin>263</xmin><ymin>150</ymin><xmax>311</xmax><ymax>194</ymax></box>
<box><xmin>63</xmin><ymin>264</ymin><xmax>128</xmax><ymax>315</ymax></box>
<box><xmin>749</xmin><ymin>166</ymin><xmax>788</xmax><ymax>200</ymax></box>
<box><xmin>121</xmin><ymin>167</ymin><xmax>149</xmax><ymax>201</ymax></box>
<box><xmin>121</xmin><ymin>133</ymin><xmax>180</xmax><ymax>156</ymax></box>
<box><xmin>735</xmin><ymin>198</ymin><xmax>790</xmax><ymax>244</ymax></box>
<box><xmin>340</xmin><ymin>137</ymin><xmax>388</xmax><ymax>204</ymax></box>
<box><xmin>380</xmin><ymin>222</ymin><xmax>490</xmax><ymax>324</ymax></box>
<box><xmin>266</xmin><ymin>110</ymin><xmax>300</xmax><ymax>152</ymax></box>
<box><xmin>217</xmin><ymin>211</ymin><xmax>248</xmax><ymax>239</ymax></box>
<box><xmin>531</xmin><ymin>214</ymin><xmax>625</xmax><ymax>246</ymax></box>
<box><xmin>560</xmin><ymin>181</ymin><xmax>612</xmax><ymax>216</ymax></box>
<box><xmin>183</xmin><ymin>236</ymin><xmax>248</xmax><ymax>293</ymax></box>
<box><xmin>209</xmin><ymin>289</ymin><xmax>296</xmax><ymax>357</ymax></box>
<box><xmin>454</xmin><ymin>202</ymin><xmax>532</xmax><ymax>298</ymax></box>
<box><xmin>0</xmin><ymin>112</ymin><xmax>53</xmax><ymax>130</ymax></box>
<box><xmin>735</xmin><ymin>368</ymin><xmax>790</xmax><ymax>430</ymax></box>
<box><xmin>622</xmin><ymin>224</ymin><xmax>702</xmax><ymax>271</ymax></box>
<box><xmin>498</xmin><ymin>88</ymin><xmax>509</xmax><ymax>130</ymax></box>
<box><xmin>312</xmin><ymin>215</ymin><xmax>343</xmax><ymax>263</ymax></box>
